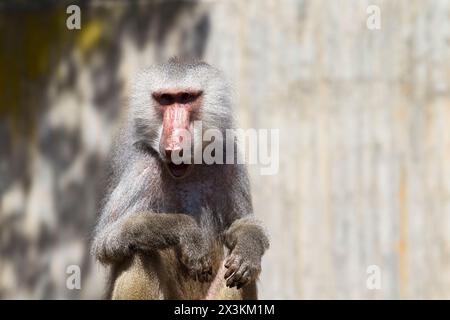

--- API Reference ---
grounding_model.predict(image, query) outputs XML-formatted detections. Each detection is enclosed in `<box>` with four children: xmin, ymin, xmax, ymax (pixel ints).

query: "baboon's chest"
<box><xmin>161</xmin><ymin>179</ymin><xmax>227</xmax><ymax>216</ymax></box>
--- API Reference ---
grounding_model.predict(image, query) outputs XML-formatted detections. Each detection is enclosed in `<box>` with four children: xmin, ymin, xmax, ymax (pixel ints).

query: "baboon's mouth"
<box><xmin>165</xmin><ymin>162</ymin><xmax>192</xmax><ymax>179</ymax></box>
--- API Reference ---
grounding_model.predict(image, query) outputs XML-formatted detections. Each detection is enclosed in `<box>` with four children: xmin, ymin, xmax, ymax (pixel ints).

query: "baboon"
<box><xmin>91</xmin><ymin>58</ymin><xmax>269</xmax><ymax>300</ymax></box>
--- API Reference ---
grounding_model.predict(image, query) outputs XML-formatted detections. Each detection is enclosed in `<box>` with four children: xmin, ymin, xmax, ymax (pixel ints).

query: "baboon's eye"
<box><xmin>155</xmin><ymin>93</ymin><xmax>175</xmax><ymax>105</ymax></box>
<box><xmin>179</xmin><ymin>93</ymin><xmax>192</xmax><ymax>104</ymax></box>
<box><xmin>153</xmin><ymin>90</ymin><xmax>202</xmax><ymax>106</ymax></box>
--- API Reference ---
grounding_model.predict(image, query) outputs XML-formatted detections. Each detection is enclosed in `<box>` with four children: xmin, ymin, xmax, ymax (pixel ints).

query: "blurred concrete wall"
<box><xmin>0</xmin><ymin>0</ymin><xmax>449</xmax><ymax>299</ymax></box>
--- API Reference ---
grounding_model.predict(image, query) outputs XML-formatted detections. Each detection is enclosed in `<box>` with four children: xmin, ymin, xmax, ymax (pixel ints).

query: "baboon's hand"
<box><xmin>178</xmin><ymin>228</ymin><xmax>213</xmax><ymax>283</ymax></box>
<box><xmin>224</xmin><ymin>248</ymin><xmax>261</xmax><ymax>289</ymax></box>
<box><xmin>223</xmin><ymin>219</ymin><xmax>269</xmax><ymax>289</ymax></box>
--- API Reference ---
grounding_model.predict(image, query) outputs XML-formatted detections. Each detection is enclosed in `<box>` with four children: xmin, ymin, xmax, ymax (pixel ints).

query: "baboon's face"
<box><xmin>152</xmin><ymin>88</ymin><xmax>203</xmax><ymax>179</ymax></box>
<box><xmin>131</xmin><ymin>61</ymin><xmax>233</xmax><ymax>179</ymax></box>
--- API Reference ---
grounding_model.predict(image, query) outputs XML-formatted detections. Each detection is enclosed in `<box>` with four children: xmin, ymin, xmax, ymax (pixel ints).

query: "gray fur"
<box><xmin>91</xmin><ymin>58</ymin><xmax>269</xmax><ymax>299</ymax></box>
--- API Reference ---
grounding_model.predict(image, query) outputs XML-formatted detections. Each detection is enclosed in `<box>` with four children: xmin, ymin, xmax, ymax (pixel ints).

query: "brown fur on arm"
<box><xmin>93</xmin><ymin>211</ymin><xmax>213</xmax><ymax>280</ymax></box>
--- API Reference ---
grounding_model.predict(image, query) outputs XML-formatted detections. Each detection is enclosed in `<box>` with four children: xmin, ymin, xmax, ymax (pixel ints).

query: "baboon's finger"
<box><xmin>236</xmin><ymin>270</ymin><xmax>251</xmax><ymax>289</ymax></box>
<box><xmin>224</xmin><ymin>257</ymin><xmax>241</xmax><ymax>279</ymax></box>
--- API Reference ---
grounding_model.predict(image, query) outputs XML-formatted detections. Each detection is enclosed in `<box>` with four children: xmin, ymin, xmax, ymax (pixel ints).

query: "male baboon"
<box><xmin>91</xmin><ymin>58</ymin><xmax>269</xmax><ymax>300</ymax></box>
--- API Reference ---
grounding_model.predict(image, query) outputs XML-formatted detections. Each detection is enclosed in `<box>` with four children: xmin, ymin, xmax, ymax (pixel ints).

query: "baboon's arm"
<box><xmin>94</xmin><ymin>210</ymin><xmax>213</xmax><ymax>281</ymax></box>
<box><xmin>91</xmin><ymin>161</ymin><xmax>205</xmax><ymax>265</ymax></box>
<box><xmin>93</xmin><ymin>209</ymin><xmax>205</xmax><ymax>264</ymax></box>
<box><xmin>222</xmin><ymin>216</ymin><xmax>269</xmax><ymax>289</ymax></box>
